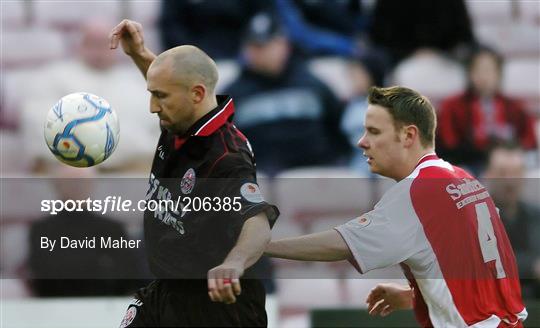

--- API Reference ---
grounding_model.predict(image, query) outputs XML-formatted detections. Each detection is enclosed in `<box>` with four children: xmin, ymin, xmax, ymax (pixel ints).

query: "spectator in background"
<box><xmin>20</xmin><ymin>19</ymin><xmax>159</xmax><ymax>174</ymax></box>
<box><xmin>340</xmin><ymin>51</ymin><xmax>388</xmax><ymax>175</ymax></box>
<box><xmin>226</xmin><ymin>12</ymin><xmax>348</xmax><ymax>175</ymax></box>
<box><xmin>438</xmin><ymin>47</ymin><xmax>537</xmax><ymax>175</ymax></box>
<box><xmin>273</xmin><ymin>0</ymin><xmax>365</xmax><ymax>57</ymax></box>
<box><xmin>28</xmin><ymin>166</ymin><xmax>143</xmax><ymax>296</ymax></box>
<box><xmin>483</xmin><ymin>143</ymin><xmax>540</xmax><ymax>299</ymax></box>
<box><xmin>369</xmin><ymin>0</ymin><xmax>475</xmax><ymax>66</ymax></box>
<box><xmin>159</xmin><ymin>0</ymin><xmax>366</xmax><ymax>60</ymax></box>
<box><xmin>159</xmin><ymin>0</ymin><xmax>263</xmax><ymax>60</ymax></box>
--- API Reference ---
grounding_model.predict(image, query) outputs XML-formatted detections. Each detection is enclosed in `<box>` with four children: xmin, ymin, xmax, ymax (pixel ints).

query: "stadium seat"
<box><xmin>34</xmin><ymin>1</ymin><xmax>120</xmax><ymax>30</ymax></box>
<box><xmin>277</xmin><ymin>277</ymin><xmax>343</xmax><ymax>309</ymax></box>
<box><xmin>0</xmin><ymin>279</ymin><xmax>31</xmax><ymax>298</ymax></box>
<box><xmin>522</xmin><ymin>168</ymin><xmax>540</xmax><ymax>205</ymax></box>
<box><xmin>125</xmin><ymin>1</ymin><xmax>161</xmax><ymax>26</ymax></box>
<box><xmin>308</xmin><ymin>57</ymin><xmax>355</xmax><ymax>101</ymax></box>
<box><xmin>0</xmin><ymin>130</ymin><xmax>27</xmax><ymax>175</ymax></box>
<box><xmin>466</xmin><ymin>0</ymin><xmax>514</xmax><ymax>25</ymax></box>
<box><xmin>280</xmin><ymin>314</ymin><xmax>309</xmax><ymax>328</ymax></box>
<box><xmin>519</xmin><ymin>1</ymin><xmax>540</xmax><ymax>24</ymax></box>
<box><xmin>274</xmin><ymin>167</ymin><xmax>373</xmax><ymax>233</ymax></box>
<box><xmin>2</xmin><ymin>68</ymin><xmax>38</xmax><ymax>129</ymax></box>
<box><xmin>475</xmin><ymin>23</ymin><xmax>540</xmax><ymax>58</ymax></box>
<box><xmin>391</xmin><ymin>52</ymin><xmax>466</xmax><ymax>102</ymax></box>
<box><xmin>1</xmin><ymin>28</ymin><xmax>66</xmax><ymax>68</ymax></box>
<box><xmin>502</xmin><ymin>58</ymin><xmax>540</xmax><ymax>100</ymax></box>
<box><xmin>0</xmin><ymin>224</ymin><xmax>29</xmax><ymax>276</ymax></box>
<box><xmin>0</xmin><ymin>0</ymin><xmax>28</xmax><ymax>28</ymax></box>
<box><xmin>468</xmin><ymin>0</ymin><xmax>540</xmax><ymax>25</ymax></box>
<box><xmin>1</xmin><ymin>297</ymin><xmax>131</xmax><ymax>327</ymax></box>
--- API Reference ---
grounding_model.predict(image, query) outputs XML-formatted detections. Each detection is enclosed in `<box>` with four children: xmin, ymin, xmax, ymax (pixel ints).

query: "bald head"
<box><xmin>151</xmin><ymin>45</ymin><xmax>219</xmax><ymax>95</ymax></box>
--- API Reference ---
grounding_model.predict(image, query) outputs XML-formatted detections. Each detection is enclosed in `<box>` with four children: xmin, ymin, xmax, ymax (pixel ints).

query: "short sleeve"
<box><xmin>334</xmin><ymin>184</ymin><xmax>422</xmax><ymax>273</ymax></box>
<box><xmin>211</xmin><ymin>153</ymin><xmax>279</xmax><ymax>229</ymax></box>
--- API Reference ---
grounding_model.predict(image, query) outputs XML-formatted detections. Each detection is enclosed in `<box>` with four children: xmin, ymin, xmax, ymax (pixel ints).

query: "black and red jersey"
<box><xmin>144</xmin><ymin>95</ymin><xmax>279</xmax><ymax>279</ymax></box>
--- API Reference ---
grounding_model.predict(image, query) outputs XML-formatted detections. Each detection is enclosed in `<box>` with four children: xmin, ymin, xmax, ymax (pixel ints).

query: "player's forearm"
<box><xmin>265</xmin><ymin>230</ymin><xmax>351</xmax><ymax>262</ymax></box>
<box><xmin>223</xmin><ymin>213</ymin><xmax>271</xmax><ymax>270</ymax></box>
<box><xmin>130</xmin><ymin>48</ymin><xmax>156</xmax><ymax>79</ymax></box>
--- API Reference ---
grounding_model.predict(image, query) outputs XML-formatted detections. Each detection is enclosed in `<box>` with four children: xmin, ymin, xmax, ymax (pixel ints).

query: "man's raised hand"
<box><xmin>109</xmin><ymin>19</ymin><xmax>145</xmax><ymax>57</ymax></box>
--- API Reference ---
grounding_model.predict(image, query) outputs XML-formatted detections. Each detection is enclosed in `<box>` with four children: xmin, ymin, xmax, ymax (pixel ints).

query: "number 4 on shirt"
<box><xmin>475</xmin><ymin>202</ymin><xmax>506</xmax><ymax>279</ymax></box>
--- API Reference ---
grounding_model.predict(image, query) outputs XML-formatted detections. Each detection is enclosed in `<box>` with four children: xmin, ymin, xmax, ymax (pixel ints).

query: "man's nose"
<box><xmin>150</xmin><ymin>97</ymin><xmax>161</xmax><ymax>114</ymax></box>
<box><xmin>357</xmin><ymin>133</ymin><xmax>368</xmax><ymax>149</ymax></box>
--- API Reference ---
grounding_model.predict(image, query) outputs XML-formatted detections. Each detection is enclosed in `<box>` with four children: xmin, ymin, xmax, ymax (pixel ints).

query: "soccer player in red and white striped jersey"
<box><xmin>265</xmin><ymin>86</ymin><xmax>527</xmax><ymax>327</ymax></box>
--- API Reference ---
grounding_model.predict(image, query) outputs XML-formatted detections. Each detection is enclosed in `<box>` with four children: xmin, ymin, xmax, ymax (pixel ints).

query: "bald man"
<box><xmin>110</xmin><ymin>20</ymin><xmax>279</xmax><ymax>327</ymax></box>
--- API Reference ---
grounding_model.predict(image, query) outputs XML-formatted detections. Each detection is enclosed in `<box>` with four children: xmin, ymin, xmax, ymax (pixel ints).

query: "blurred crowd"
<box><xmin>1</xmin><ymin>0</ymin><xmax>539</xmax><ymax>314</ymax></box>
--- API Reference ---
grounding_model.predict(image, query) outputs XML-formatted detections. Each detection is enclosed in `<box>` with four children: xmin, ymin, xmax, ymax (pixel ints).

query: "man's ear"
<box><xmin>191</xmin><ymin>84</ymin><xmax>206</xmax><ymax>104</ymax></box>
<box><xmin>403</xmin><ymin>125</ymin><xmax>419</xmax><ymax>148</ymax></box>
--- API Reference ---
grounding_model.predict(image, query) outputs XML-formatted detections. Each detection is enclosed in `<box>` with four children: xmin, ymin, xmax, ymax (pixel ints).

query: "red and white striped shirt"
<box><xmin>336</xmin><ymin>154</ymin><xmax>527</xmax><ymax>327</ymax></box>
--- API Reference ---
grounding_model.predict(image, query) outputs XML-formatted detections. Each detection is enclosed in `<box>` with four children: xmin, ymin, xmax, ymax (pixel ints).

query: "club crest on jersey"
<box><xmin>181</xmin><ymin>168</ymin><xmax>196</xmax><ymax>194</ymax></box>
<box><xmin>240</xmin><ymin>182</ymin><xmax>264</xmax><ymax>203</ymax></box>
<box><xmin>355</xmin><ymin>216</ymin><xmax>371</xmax><ymax>228</ymax></box>
<box><xmin>119</xmin><ymin>306</ymin><xmax>137</xmax><ymax>328</ymax></box>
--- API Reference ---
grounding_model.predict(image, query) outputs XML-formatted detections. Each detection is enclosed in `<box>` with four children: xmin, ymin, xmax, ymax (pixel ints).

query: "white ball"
<box><xmin>44</xmin><ymin>92</ymin><xmax>120</xmax><ymax>167</ymax></box>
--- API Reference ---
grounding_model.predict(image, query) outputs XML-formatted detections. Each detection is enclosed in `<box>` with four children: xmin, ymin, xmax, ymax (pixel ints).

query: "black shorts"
<box><xmin>119</xmin><ymin>279</ymin><xmax>267</xmax><ymax>327</ymax></box>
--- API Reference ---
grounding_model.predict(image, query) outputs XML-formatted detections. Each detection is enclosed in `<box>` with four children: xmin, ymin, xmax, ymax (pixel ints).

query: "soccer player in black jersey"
<box><xmin>110</xmin><ymin>19</ymin><xmax>279</xmax><ymax>327</ymax></box>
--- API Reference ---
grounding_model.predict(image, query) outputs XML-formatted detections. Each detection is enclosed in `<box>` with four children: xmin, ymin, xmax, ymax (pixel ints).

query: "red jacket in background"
<box><xmin>437</xmin><ymin>91</ymin><xmax>537</xmax><ymax>168</ymax></box>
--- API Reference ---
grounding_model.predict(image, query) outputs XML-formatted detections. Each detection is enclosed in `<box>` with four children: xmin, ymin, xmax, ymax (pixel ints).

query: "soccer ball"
<box><xmin>44</xmin><ymin>92</ymin><xmax>120</xmax><ymax>167</ymax></box>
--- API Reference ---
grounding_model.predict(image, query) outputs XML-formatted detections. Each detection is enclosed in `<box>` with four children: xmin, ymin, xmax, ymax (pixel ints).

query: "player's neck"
<box><xmin>394</xmin><ymin>148</ymin><xmax>436</xmax><ymax>181</ymax></box>
<box><xmin>192</xmin><ymin>95</ymin><xmax>219</xmax><ymax>126</ymax></box>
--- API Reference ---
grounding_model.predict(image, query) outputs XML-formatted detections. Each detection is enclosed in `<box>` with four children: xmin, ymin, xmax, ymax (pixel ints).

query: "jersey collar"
<box><xmin>174</xmin><ymin>95</ymin><xmax>234</xmax><ymax>149</ymax></box>
<box><xmin>414</xmin><ymin>152</ymin><xmax>438</xmax><ymax>168</ymax></box>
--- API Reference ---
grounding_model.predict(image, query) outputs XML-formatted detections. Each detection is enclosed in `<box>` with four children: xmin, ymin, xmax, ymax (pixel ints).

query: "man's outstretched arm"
<box><xmin>207</xmin><ymin>213</ymin><xmax>271</xmax><ymax>304</ymax></box>
<box><xmin>109</xmin><ymin>19</ymin><xmax>156</xmax><ymax>79</ymax></box>
<box><xmin>265</xmin><ymin>230</ymin><xmax>352</xmax><ymax>262</ymax></box>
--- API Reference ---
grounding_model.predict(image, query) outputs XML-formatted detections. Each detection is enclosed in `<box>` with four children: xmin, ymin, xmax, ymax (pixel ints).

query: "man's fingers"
<box><xmin>221</xmin><ymin>282</ymin><xmax>236</xmax><ymax>304</ymax></box>
<box><xmin>133</xmin><ymin>21</ymin><xmax>143</xmax><ymax>32</ymax></box>
<box><xmin>368</xmin><ymin>299</ymin><xmax>388</xmax><ymax>316</ymax></box>
<box><xmin>366</xmin><ymin>285</ymin><xmax>384</xmax><ymax>304</ymax></box>
<box><xmin>367</xmin><ymin>299</ymin><xmax>380</xmax><ymax>314</ymax></box>
<box><xmin>109</xmin><ymin>20</ymin><xmax>128</xmax><ymax>48</ymax></box>
<box><xmin>366</xmin><ymin>290</ymin><xmax>383</xmax><ymax>308</ymax></box>
<box><xmin>208</xmin><ymin>274</ymin><xmax>222</xmax><ymax>302</ymax></box>
<box><xmin>208</xmin><ymin>272</ymin><xmax>217</xmax><ymax>289</ymax></box>
<box><xmin>219</xmin><ymin>277</ymin><xmax>236</xmax><ymax>304</ymax></box>
<box><xmin>208</xmin><ymin>266</ymin><xmax>244</xmax><ymax>304</ymax></box>
<box><xmin>232</xmin><ymin>278</ymin><xmax>241</xmax><ymax>296</ymax></box>
<box><xmin>109</xmin><ymin>34</ymin><xmax>120</xmax><ymax>50</ymax></box>
<box><xmin>380</xmin><ymin>305</ymin><xmax>393</xmax><ymax>317</ymax></box>
<box><xmin>210</xmin><ymin>286</ymin><xmax>223</xmax><ymax>302</ymax></box>
<box><xmin>125</xmin><ymin>21</ymin><xmax>143</xmax><ymax>44</ymax></box>
<box><xmin>108</xmin><ymin>19</ymin><xmax>143</xmax><ymax>51</ymax></box>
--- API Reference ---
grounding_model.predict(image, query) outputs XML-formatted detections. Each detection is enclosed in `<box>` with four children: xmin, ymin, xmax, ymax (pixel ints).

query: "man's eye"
<box><xmin>368</xmin><ymin>129</ymin><xmax>379</xmax><ymax>135</ymax></box>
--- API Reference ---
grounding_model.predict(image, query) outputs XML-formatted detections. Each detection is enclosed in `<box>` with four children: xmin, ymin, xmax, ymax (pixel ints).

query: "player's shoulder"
<box><xmin>409</xmin><ymin>158</ymin><xmax>479</xmax><ymax>198</ymax></box>
<box><xmin>207</xmin><ymin>128</ymin><xmax>256</xmax><ymax>179</ymax></box>
<box><xmin>208</xmin><ymin>152</ymin><xmax>255</xmax><ymax>179</ymax></box>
